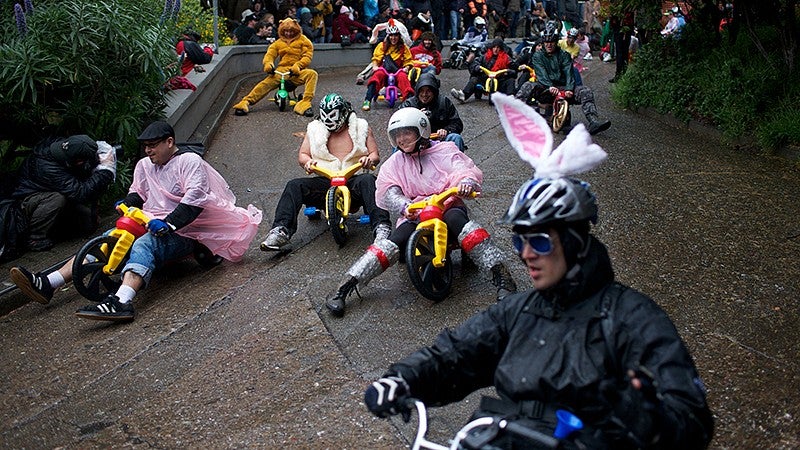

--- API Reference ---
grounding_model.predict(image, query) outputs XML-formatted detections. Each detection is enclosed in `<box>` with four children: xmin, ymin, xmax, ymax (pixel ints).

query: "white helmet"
<box><xmin>474</xmin><ymin>16</ymin><xmax>486</xmax><ymax>27</ymax></box>
<box><xmin>387</xmin><ymin>108</ymin><xmax>431</xmax><ymax>152</ymax></box>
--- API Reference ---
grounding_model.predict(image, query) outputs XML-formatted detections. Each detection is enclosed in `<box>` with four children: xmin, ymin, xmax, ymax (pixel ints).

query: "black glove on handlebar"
<box><xmin>599</xmin><ymin>366</ymin><xmax>665</xmax><ymax>447</ymax></box>
<box><xmin>364</xmin><ymin>374</ymin><xmax>412</xmax><ymax>422</ymax></box>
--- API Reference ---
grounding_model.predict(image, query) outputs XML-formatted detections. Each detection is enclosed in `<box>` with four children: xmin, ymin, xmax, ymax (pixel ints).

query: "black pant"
<box><xmin>463</xmin><ymin>74</ymin><xmax>516</xmax><ymax>98</ymax></box>
<box><xmin>272</xmin><ymin>174</ymin><xmax>390</xmax><ymax>235</ymax></box>
<box><xmin>388</xmin><ymin>206</ymin><xmax>469</xmax><ymax>262</ymax></box>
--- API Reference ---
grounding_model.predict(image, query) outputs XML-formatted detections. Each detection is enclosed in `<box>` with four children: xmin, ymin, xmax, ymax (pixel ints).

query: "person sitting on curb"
<box><xmin>399</xmin><ymin>72</ymin><xmax>466</xmax><ymax>152</ymax></box>
<box><xmin>232</xmin><ymin>18</ymin><xmax>317</xmax><ymax>117</ymax></box>
<box><xmin>324</xmin><ymin>108</ymin><xmax>517</xmax><ymax>317</ymax></box>
<box><xmin>260</xmin><ymin>93</ymin><xmax>392</xmax><ymax>251</ymax></box>
<box><xmin>9</xmin><ymin>121</ymin><xmax>262</xmax><ymax>323</ymax></box>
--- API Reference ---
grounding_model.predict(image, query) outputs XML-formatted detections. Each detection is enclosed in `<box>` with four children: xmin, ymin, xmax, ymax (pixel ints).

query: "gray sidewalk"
<box><xmin>1</xmin><ymin>54</ymin><xmax>799</xmax><ymax>449</ymax></box>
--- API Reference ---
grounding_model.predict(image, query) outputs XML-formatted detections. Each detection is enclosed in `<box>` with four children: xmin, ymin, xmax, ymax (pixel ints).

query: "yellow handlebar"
<box><xmin>479</xmin><ymin>66</ymin><xmax>509</xmax><ymax>77</ymax></box>
<box><xmin>307</xmin><ymin>162</ymin><xmax>370</xmax><ymax>179</ymax></box>
<box><xmin>407</xmin><ymin>187</ymin><xmax>478</xmax><ymax>212</ymax></box>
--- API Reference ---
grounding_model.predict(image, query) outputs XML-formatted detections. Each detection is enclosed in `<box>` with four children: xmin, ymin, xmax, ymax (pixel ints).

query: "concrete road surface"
<box><xmin>1</xmin><ymin>56</ymin><xmax>798</xmax><ymax>449</ymax></box>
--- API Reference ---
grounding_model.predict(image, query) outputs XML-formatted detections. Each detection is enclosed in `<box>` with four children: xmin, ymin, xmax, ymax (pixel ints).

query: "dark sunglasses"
<box><xmin>512</xmin><ymin>232</ymin><xmax>554</xmax><ymax>255</ymax></box>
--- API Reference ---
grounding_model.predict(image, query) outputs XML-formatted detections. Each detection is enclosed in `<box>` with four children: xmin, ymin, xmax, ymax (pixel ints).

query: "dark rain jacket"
<box><xmin>13</xmin><ymin>139</ymin><xmax>112</xmax><ymax>204</ymax></box>
<box><xmin>388</xmin><ymin>237</ymin><xmax>714</xmax><ymax>449</ymax></box>
<box><xmin>400</xmin><ymin>73</ymin><xmax>463</xmax><ymax>135</ymax></box>
<box><xmin>532</xmin><ymin>46</ymin><xmax>575</xmax><ymax>91</ymax></box>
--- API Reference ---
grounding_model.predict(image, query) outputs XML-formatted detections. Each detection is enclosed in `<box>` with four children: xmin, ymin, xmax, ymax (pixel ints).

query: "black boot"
<box><xmin>491</xmin><ymin>264</ymin><xmax>517</xmax><ymax>301</ymax></box>
<box><xmin>326</xmin><ymin>276</ymin><xmax>358</xmax><ymax>317</ymax></box>
<box><xmin>587</xmin><ymin>115</ymin><xmax>611</xmax><ymax>135</ymax></box>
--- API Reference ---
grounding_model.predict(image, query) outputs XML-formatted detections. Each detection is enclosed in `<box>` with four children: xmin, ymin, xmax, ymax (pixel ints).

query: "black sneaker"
<box><xmin>75</xmin><ymin>294</ymin><xmax>135</xmax><ymax>322</ymax></box>
<box><xmin>10</xmin><ymin>266</ymin><xmax>54</xmax><ymax>304</ymax></box>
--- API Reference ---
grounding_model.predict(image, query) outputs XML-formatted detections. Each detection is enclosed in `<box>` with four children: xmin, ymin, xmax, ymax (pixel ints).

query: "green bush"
<box><xmin>612</xmin><ymin>24</ymin><xmax>799</xmax><ymax>152</ymax></box>
<box><xmin>0</xmin><ymin>0</ymin><xmax>177</xmax><ymax>147</ymax></box>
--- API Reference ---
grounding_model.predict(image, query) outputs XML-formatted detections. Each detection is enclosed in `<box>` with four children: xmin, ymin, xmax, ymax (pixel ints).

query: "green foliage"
<box><xmin>0</xmin><ymin>0</ymin><xmax>176</xmax><ymax>148</ymax></box>
<box><xmin>177</xmin><ymin>1</ymin><xmax>234</xmax><ymax>46</ymax></box>
<box><xmin>612</xmin><ymin>24</ymin><xmax>799</xmax><ymax>151</ymax></box>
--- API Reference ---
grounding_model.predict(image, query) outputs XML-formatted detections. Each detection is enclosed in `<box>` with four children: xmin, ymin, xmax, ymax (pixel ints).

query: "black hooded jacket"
<box><xmin>13</xmin><ymin>138</ymin><xmax>112</xmax><ymax>204</ymax></box>
<box><xmin>399</xmin><ymin>72</ymin><xmax>463</xmax><ymax>135</ymax></box>
<box><xmin>388</xmin><ymin>236</ymin><xmax>714</xmax><ymax>449</ymax></box>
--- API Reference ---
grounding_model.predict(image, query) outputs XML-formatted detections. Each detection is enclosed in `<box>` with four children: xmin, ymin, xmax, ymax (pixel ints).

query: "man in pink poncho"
<box><xmin>9</xmin><ymin>121</ymin><xmax>262</xmax><ymax>323</ymax></box>
<box><xmin>324</xmin><ymin>108</ymin><xmax>517</xmax><ymax>317</ymax></box>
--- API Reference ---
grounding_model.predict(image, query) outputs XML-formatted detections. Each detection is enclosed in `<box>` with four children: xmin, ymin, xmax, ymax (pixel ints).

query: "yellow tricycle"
<box><xmin>404</xmin><ymin>187</ymin><xmax>477</xmax><ymax>301</ymax></box>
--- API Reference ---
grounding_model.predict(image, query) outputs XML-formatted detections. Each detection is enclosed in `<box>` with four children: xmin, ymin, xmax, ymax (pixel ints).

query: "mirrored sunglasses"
<box><xmin>512</xmin><ymin>232</ymin><xmax>554</xmax><ymax>255</ymax></box>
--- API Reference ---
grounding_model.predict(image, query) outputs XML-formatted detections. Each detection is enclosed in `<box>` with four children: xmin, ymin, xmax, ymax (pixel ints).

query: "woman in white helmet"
<box><xmin>324</xmin><ymin>107</ymin><xmax>517</xmax><ymax>317</ymax></box>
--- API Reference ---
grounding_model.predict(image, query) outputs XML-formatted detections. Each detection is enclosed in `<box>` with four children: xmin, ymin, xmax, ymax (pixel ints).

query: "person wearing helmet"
<box><xmin>559</xmin><ymin>27</ymin><xmax>583</xmax><ymax>86</ymax></box>
<box><xmin>514</xmin><ymin>21</ymin><xmax>611</xmax><ymax>134</ymax></box>
<box><xmin>232</xmin><ymin>18</ymin><xmax>318</xmax><ymax>117</ymax></box>
<box><xmin>450</xmin><ymin>37</ymin><xmax>515</xmax><ymax>103</ymax></box>
<box><xmin>361</xmin><ymin>19</ymin><xmax>416</xmax><ymax>111</ymax></box>
<box><xmin>400</xmin><ymin>72</ymin><xmax>465</xmax><ymax>151</ymax></box>
<box><xmin>260</xmin><ymin>93</ymin><xmax>392</xmax><ymax>251</ymax></box>
<box><xmin>362</xmin><ymin>177</ymin><xmax>715</xmax><ymax>449</ymax></box>
<box><xmin>324</xmin><ymin>107</ymin><xmax>517</xmax><ymax>317</ymax></box>
<box><xmin>448</xmin><ymin>15</ymin><xmax>488</xmax><ymax>68</ymax></box>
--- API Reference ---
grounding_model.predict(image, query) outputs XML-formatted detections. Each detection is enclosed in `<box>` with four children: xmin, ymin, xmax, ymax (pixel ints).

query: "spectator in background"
<box><xmin>661</xmin><ymin>6</ymin><xmax>686</xmax><ymax>38</ymax></box>
<box><xmin>408</xmin><ymin>8</ymin><xmax>434</xmax><ymax>41</ymax></box>
<box><xmin>176</xmin><ymin>30</ymin><xmax>214</xmax><ymax>75</ymax></box>
<box><xmin>464</xmin><ymin>0</ymin><xmax>488</xmax><ymax>29</ymax></box>
<box><xmin>609</xmin><ymin>10</ymin><xmax>633</xmax><ymax>83</ymax></box>
<box><xmin>299</xmin><ymin>7</ymin><xmax>324</xmax><ymax>42</ymax></box>
<box><xmin>363</xmin><ymin>0</ymin><xmax>379</xmax><ymax>23</ymax></box>
<box><xmin>332</xmin><ymin>5</ymin><xmax>371</xmax><ymax>43</ymax></box>
<box><xmin>505</xmin><ymin>0</ymin><xmax>521</xmax><ymax>38</ymax></box>
<box><xmin>445</xmin><ymin>0</ymin><xmax>463</xmax><ymax>40</ymax></box>
<box><xmin>12</xmin><ymin>135</ymin><xmax>116</xmax><ymax>251</ymax></box>
<box><xmin>312</xmin><ymin>0</ymin><xmax>334</xmax><ymax>42</ymax></box>
<box><xmin>234</xmin><ymin>12</ymin><xmax>259</xmax><ymax>44</ymax></box>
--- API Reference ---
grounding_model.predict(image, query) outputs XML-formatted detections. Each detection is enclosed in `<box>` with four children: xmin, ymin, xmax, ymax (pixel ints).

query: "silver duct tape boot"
<box><xmin>458</xmin><ymin>221</ymin><xmax>506</xmax><ymax>271</ymax></box>
<box><xmin>346</xmin><ymin>238</ymin><xmax>400</xmax><ymax>285</ymax></box>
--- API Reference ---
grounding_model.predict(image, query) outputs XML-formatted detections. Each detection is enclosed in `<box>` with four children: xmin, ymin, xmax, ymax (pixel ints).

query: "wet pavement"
<box><xmin>1</xmin><ymin>56</ymin><xmax>799</xmax><ymax>449</ymax></box>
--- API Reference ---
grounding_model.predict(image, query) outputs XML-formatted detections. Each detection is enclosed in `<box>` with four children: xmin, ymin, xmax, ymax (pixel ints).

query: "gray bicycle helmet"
<box><xmin>500</xmin><ymin>177</ymin><xmax>597</xmax><ymax>228</ymax></box>
<box><xmin>541</xmin><ymin>21</ymin><xmax>560</xmax><ymax>43</ymax></box>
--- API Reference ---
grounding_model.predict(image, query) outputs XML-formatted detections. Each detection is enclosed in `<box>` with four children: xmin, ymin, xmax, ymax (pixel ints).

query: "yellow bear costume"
<box><xmin>233</xmin><ymin>18</ymin><xmax>317</xmax><ymax>116</ymax></box>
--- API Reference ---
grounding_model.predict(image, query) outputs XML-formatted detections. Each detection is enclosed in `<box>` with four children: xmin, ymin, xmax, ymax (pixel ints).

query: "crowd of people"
<box><xmin>3</xmin><ymin>2</ymin><xmax>717</xmax><ymax>447</ymax></box>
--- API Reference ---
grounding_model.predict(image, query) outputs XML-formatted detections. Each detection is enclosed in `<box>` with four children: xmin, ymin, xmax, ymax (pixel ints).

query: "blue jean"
<box><xmin>120</xmin><ymin>231</ymin><xmax>197</xmax><ymax>286</ymax></box>
<box><xmin>445</xmin><ymin>133</ymin><xmax>466</xmax><ymax>152</ymax></box>
<box><xmin>449</xmin><ymin>10</ymin><xmax>461</xmax><ymax>40</ymax></box>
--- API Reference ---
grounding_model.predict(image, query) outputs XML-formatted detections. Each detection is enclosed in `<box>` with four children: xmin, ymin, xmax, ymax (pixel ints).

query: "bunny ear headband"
<box><xmin>492</xmin><ymin>93</ymin><xmax>607</xmax><ymax>179</ymax></box>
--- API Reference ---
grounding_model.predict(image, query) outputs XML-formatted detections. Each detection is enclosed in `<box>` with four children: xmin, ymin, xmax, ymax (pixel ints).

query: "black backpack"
<box><xmin>0</xmin><ymin>198</ymin><xmax>28</xmax><ymax>262</ymax></box>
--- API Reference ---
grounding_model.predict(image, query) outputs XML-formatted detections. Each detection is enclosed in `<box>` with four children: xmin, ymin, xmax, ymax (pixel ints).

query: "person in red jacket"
<box><xmin>175</xmin><ymin>30</ymin><xmax>214</xmax><ymax>76</ymax></box>
<box><xmin>331</xmin><ymin>5</ymin><xmax>371</xmax><ymax>44</ymax></box>
<box><xmin>450</xmin><ymin>38</ymin><xmax>515</xmax><ymax>103</ymax></box>
<box><xmin>409</xmin><ymin>31</ymin><xmax>442</xmax><ymax>76</ymax></box>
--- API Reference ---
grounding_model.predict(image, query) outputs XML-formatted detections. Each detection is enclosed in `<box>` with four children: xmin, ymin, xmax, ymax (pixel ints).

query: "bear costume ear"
<box><xmin>492</xmin><ymin>93</ymin><xmax>606</xmax><ymax>178</ymax></box>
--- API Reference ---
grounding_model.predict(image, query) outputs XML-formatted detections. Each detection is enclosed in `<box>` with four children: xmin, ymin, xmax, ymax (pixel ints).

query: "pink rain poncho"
<box><xmin>129</xmin><ymin>152</ymin><xmax>262</xmax><ymax>262</ymax></box>
<box><xmin>376</xmin><ymin>140</ymin><xmax>483</xmax><ymax>226</ymax></box>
